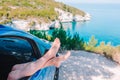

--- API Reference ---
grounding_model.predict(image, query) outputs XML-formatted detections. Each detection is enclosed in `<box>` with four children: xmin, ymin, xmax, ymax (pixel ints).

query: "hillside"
<box><xmin>0</xmin><ymin>0</ymin><xmax>85</xmax><ymax>24</ymax></box>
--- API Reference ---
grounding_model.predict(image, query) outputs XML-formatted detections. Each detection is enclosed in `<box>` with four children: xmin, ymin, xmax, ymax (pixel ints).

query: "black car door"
<box><xmin>0</xmin><ymin>35</ymin><xmax>41</xmax><ymax>80</ymax></box>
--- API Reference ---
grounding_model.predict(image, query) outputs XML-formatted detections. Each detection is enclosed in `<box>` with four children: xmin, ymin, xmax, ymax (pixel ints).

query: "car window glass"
<box><xmin>0</xmin><ymin>37</ymin><xmax>35</xmax><ymax>62</ymax></box>
<box><xmin>35</xmin><ymin>39</ymin><xmax>51</xmax><ymax>56</ymax></box>
<box><xmin>36</xmin><ymin>41</ymin><xmax>47</xmax><ymax>56</ymax></box>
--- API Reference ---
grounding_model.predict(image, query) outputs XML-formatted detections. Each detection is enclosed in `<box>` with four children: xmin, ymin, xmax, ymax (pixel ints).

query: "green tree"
<box><xmin>85</xmin><ymin>36</ymin><xmax>98</xmax><ymax>51</ymax></box>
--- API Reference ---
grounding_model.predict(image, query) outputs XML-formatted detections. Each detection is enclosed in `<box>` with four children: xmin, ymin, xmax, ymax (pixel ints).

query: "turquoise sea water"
<box><xmin>61</xmin><ymin>3</ymin><xmax>120</xmax><ymax>46</ymax></box>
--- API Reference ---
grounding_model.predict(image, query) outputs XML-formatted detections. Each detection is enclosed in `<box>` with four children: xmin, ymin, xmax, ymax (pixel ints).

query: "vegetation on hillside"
<box><xmin>29</xmin><ymin>28</ymin><xmax>85</xmax><ymax>50</ymax></box>
<box><xmin>29</xmin><ymin>28</ymin><xmax>120</xmax><ymax>64</ymax></box>
<box><xmin>0</xmin><ymin>0</ymin><xmax>85</xmax><ymax>24</ymax></box>
<box><xmin>84</xmin><ymin>36</ymin><xmax>120</xmax><ymax>64</ymax></box>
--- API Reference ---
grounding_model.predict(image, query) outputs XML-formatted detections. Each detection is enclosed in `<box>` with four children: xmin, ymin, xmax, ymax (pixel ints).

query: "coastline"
<box><xmin>5</xmin><ymin>8</ymin><xmax>91</xmax><ymax>31</ymax></box>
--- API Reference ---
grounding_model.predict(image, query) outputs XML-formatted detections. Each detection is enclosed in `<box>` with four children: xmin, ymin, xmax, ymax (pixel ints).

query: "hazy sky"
<box><xmin>55</xmin><ymin>0</ymin><xmax>120</xmax><ymax>4</ymax></box>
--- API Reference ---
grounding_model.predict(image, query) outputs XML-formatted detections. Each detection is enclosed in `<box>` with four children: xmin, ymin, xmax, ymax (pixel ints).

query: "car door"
<box><xmin>0</xmin><ymin>35</ymin><xmax>40</xmax><ymax>80</ymax></box>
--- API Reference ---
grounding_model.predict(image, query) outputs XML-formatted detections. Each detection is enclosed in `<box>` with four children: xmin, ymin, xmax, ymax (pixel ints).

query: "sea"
<box><xmin>60</xmin><ymin>3</ymin><xmax>120</xmax><ymax>46</ymax></box>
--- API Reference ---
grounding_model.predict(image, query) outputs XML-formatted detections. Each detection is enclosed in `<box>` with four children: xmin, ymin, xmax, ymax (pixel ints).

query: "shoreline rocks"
<box><xmin>55</xmin><ymin>8</ymin><xmax>91</xmax><ymax>22</ymax></box>
<box><xmin>5</xmin><ymin>8</ymin><xmax>91</xmax><ymax>31</ymax></box>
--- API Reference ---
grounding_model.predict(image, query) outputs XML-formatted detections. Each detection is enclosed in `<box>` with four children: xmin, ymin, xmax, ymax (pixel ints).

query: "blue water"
<box><xmin>61</xmin><ymin>3</ymin><xmax>120</xmax><ymax>46</ymax></box>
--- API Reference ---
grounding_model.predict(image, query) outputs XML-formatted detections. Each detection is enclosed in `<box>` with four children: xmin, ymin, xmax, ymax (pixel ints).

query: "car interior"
<box><xmin>0</xmin><ymin>37</ymin><xmax>35</xmax><ymax>80</ymax></box>
<box><xmin>0</xmin><ymin>54</ymin><xmax>22</xmax><ymax>80</ymax></box>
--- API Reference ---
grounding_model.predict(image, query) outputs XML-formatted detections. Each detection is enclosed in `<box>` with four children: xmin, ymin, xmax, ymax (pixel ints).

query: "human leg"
<box><xmin>11</xmin><ymin>38</ymin><xmax>60</xmax><ymax>71</ymax></box>
<box><xmin>8</xmin><ymin>51</ymin><xmax>70</xmax><ymax>80</ymax></box>
<box><xmin>7</xmin><ymin>38</ymin><xmax>61</xmax><ymax>80</ymax></box>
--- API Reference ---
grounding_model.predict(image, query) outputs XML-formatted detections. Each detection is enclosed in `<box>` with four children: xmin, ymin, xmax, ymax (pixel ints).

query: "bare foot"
<box><xmin>42</xmin><ymin>51</ymin><xmax>71</xmax><ymax>68</ymax></box>
<box><xmin>55</xmin><ymin>51</ymin><xmax>71</xmax><ymax>67</ymax></box>
<box><xmin>43</xmin><ymin>38</ymin><xmax>60</xmax><ymax>60</ymax></box>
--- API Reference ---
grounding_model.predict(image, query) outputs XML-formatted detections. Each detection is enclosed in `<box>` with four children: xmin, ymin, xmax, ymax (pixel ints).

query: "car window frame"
<box><xmin>0</xmin><ymin>35</ymin><xmax>41</xmax><ymax>59</ymax></box>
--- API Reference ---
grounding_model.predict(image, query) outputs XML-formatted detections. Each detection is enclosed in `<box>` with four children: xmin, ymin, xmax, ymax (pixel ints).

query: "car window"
<box><xmin>0</xmin><ymin>37</ymin><xmax>36</xmax><ymax>62</ymax></box>
<box><xmin>35</xmin><ymin>39</ymin><xmax>51</xmax><ymax>56</ymax></box>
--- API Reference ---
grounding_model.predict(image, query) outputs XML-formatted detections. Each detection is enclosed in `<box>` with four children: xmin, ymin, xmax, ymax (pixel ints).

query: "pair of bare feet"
<box><xmin>7</xmin><ymin>38</ymin><xmax>71</xmax><ymax>80</ymax></box>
